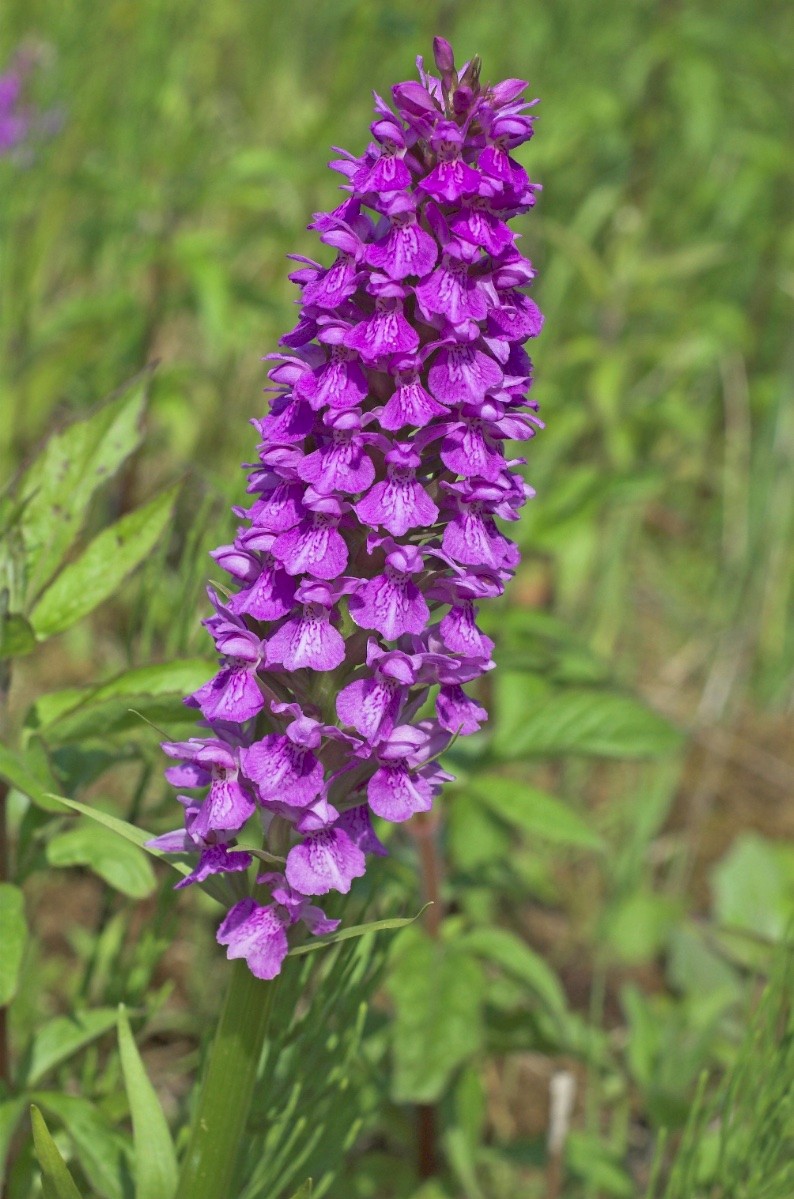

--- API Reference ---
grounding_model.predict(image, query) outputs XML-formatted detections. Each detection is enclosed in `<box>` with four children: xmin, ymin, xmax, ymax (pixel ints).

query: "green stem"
<box><xmin>175</xmin><ymin>960</ymin><xmax>278</xmax><ymax>1199</ymax></box>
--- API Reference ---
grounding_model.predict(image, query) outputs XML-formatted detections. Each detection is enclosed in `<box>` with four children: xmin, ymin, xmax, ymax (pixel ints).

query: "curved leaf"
<box><xmin>117</xmin><ymin>1006</ymin><xmax>178</xmax><ymax>1199</ymax></box>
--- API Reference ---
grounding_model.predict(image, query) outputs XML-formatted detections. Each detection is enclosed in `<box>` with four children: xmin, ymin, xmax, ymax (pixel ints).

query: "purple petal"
<box><xmin>285</xmin><ymin>827</ymin><xmax>366</xmax><ymax>895</ymax></box>
<box><xmin>217</xmin><ymin>899</ymin><xmax>289</xmax><ymax>980</ymax></box>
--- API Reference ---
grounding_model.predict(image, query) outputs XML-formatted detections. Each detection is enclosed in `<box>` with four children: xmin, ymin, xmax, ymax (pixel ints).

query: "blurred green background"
<box><xmin>2</xmin><ymin>0</ymin><xmax>793</xmax><ymax>1196</ymax></box>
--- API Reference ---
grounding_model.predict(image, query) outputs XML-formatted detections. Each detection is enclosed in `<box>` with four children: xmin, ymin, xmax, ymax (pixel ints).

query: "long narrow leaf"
<box><xmin>117</xmin><ymin>1006</ymin><xmax>178</xmax><ymax>1199</ymax></box>
<box><xmin>288</xmin><ymin>906</ymin><xmax>430</xmax><ymax>957</ymax></box>
<box><xmin>30</xmin><ymin>1105</ymin><xmax>83</xmax><ymax>1199</ymax></box>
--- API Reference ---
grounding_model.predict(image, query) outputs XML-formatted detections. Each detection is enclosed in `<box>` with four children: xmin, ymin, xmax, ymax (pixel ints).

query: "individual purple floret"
<box><xmin>152</xmin><ymin>37</ymin><xmax>543</xmax><ymax>979</ymax></box>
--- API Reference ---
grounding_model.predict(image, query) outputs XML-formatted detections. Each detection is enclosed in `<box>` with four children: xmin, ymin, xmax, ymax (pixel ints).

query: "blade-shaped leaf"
<box><xmin>117</xmin><ymin>1006</ymin><xmax>178</xmax><ymax>1199</ymax></box>
<box><xmin>46</xmin><ymin>821</ymin><xmax>156</xmax><ymax>899</ymax></box>
<box><xmin>30</xmin><ymin>485</ymin><xmax>179</xmax><ymax>640</ymax></box>
<box><xmin>43</xmin><ymin>795</ymin><xmax>190</xmax><ymax>880</ymax></box>
<box><xmin>494</xmin><ymin>688</ymin><xmax>682</xmax><ymax>759</ymax></box>
<box><xmin>22</xmin><ymin>1009</ymin><xmax>120</xmax><ymax>1087</ymax></box>
<box><xmin>0</xmin><ymin>743</ymin><xmax>62</xmax><ymax>811</ymax></box>
<box><xmin>0</xmin><ymin>883</ymin><xmax>28</xmax><ymax>1005</ymax></box>
<box><xmin>288</xmin><ymin>905</ymin><xmax>430</xmax><ymax>957</ymax></box>
<box><xmin>18</xmin><ymin>377</ymin><xmax>149</xmax><ymax>599</ymax></box>
<box><xmin>0</xmin><ymin>1099</ymin><xmax>26</xmax><ymax>1189</ymax></box>
<box><xmin>27</xmin><ymin>659</ymin><xmax>211</xmax><ymax>743</ymax></box>
<box><xmin>30</xmin><ymin>1105</ymin><xmax>83</xmax><ymax>1199</ymax></box>
<box><xmin>32</xmin><ymin>1093</ymin><xmax>131</xmax><ymax>1199</ymax></box>
<box><xmin>469</xmin><ymin>775</ymin><xmax>604</xmax><ymax>850</ymax></box>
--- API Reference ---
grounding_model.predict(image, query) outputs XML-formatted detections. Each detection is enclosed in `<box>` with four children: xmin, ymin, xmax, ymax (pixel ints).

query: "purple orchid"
<box><xmin>155</xmin><ymin>37</ymin><xmax>543</xmax><ymax>978</ymax></box>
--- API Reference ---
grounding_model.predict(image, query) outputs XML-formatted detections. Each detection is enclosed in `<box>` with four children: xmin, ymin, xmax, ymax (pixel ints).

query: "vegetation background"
<box><xmin>1</xmin><ymin>0</ymin><xmax>792</xmax><ymax>1196</ymax></box>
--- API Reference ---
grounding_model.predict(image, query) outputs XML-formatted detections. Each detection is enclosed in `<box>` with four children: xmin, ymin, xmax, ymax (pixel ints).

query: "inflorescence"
<box><xmin>151</xmin><ymin>38</ymin><xmax>543</xmax><ymax>978</ymax></box>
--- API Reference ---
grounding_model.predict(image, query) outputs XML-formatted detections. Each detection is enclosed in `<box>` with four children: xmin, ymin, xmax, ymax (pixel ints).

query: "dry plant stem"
<box><xmin>412</xmin><ymin>812</ymin><xmax>444</xmax><ymax>1178</ymax></box>
<box><xmin>174</xmin><ymin>960</ymin><xmax>279</xmax><ymax>1199</ymax></box>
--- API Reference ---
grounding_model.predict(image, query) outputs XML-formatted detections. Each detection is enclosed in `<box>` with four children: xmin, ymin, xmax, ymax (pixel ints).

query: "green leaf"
<box><xmin>493</xmin><ymin>688</ymin><xmax>682</xmax><ymax>759</ymax></box>
<box><xmin>27</xmin><ymin>658</ymin><xmax>211</xmax><ymax>743</ymax></box>
<box><xmin>30</xmin><ymin>485</ymin><xmax>179</xmax><ymax>639</ymax></box>
<box><xmin>30</xmin><ymin>1105</ymin><xmax>84</xmax><ymax>1199</ymax></box>
<box><xmin>0</xmin><ymin>612</ymin><xmax>36</xmax><ymax>658</ymax></box>
<box><xmin>18</xmin><ymin>377</ymin><xmax>149</xmax><ymax>599</ymax></box>
<box><xmin>32</xmin><ymin>1093</ymin><xmax>131</xmax><ymax>1199</ymax></box>
<box><xmin>0</xmin><ymin>1099</ymin><xmax>26</xmax><ymax>1189</ymax></box>
<box><xmin>0</xmin><ymin>883</ymin><xmax>28</xmax><ymax>1005</ymax></box>
<box><xmin>0</xmin><ymin>743</ymin><xmax>62</xmax><ymax>811</ymax></box>
<box><xmin>43</xmin><ymin>795</ymin><xmax>191</xmax><ymax>882</ymax></box>
<box><xmin>287</xmin><ymin>906</ymin><xmax>430</xmax><ymax>957</ymax></box>
<box><xmin>46</xmin><ymin>820</ymin><xmax>157</xmax><ymax>899</ymax></box>
<box><xmin>458</xmin><ymin>927</ymin><xmax>568</xmax><ymax>1018</ymax></box>
<box><xmin>388</xmin><ymin>926</ymin><xmax>485</xmax><ymax>1104</ymax></box>
<box><xmin>287</xmin><ymin>1183</ymin><xmax>313</xmax><ymax>1199</ymax></box>
<box><xmin>470</xmin><ymin>774</ymin><xmax>604</xmax><ymax>850</ymax></box>
<box><xmin>22</xmin><ymin>1008</ymin><xmax>120</xmax><ymax>1086</ymax></box>
<box><xmin>711</xmin><ymin>834</ymin><xmax>792</xmax><ymax>942</ymax></box>
<box><xmin>117</xmin><ymin>1005</ymin><xmax>178</xmax><ymax>1199</ymax></box>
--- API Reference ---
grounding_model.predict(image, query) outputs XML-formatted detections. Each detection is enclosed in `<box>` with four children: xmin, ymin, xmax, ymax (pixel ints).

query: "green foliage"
<box><xmin>30</xmin><ymin>1105</ymin><xmax>84</xmax><ymax>1199</ymax></box>
<box><xmin>1</xmin><ymin>0</ymin><xmax>792</xmax><ymax>1195</ymax></box>
<box><xmin>0</xmin><ymin>883</ymin><xmax>27</xmax><ymax>1006</ymax></box>
<box><xmin>388</xmin><ymin>926</ymin><xmax>486</xmax><ymax>1104</ymax></box>
<box><xmin>29</xmin><ymin>485</ymin><xmax>179</xmax><ymax>640</ymax></box>
<box><xmin>117</xmin><ymin>1006</ymin><xmax>178</xmax><ymax>1199</ymax></box>
<box><xmin>651</xmin><ymin>945</ymin><xmax>794</xmax><ymax>1199</ymax></box>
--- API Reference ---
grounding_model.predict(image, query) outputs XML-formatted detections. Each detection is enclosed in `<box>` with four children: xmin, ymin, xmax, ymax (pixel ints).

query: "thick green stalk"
<box><xmin>175</xmin><ymin>960</ymin><xmax>278</xmax><ymax>1199</ymax></box>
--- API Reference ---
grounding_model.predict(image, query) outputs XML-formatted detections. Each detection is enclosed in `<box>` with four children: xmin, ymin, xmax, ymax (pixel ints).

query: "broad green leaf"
<box><xmin>22</xmin><ymin>1008</ymin><xmax>120</xmax><ymax>1086</ymax></box>
<box><xmin>30</xmin><ymin>1105</ymin><xmax>83</xmax><ymax>1199</ymax></box>
<box><xmin>458</xmin><ymin>927</ymin><xmax>568</xmax><ymax>1017</ymax></box>
<box><xmin>43</xmin><ymin>795</ymin><xmax>191</xmax><ymax>881</ymax></box>
<box><xmin>30</xmin><ymin>485</ymin><xmax>179</xmax><ymax>639</ymax></box>
<box><xmin>470</xmin><ymin>774</ymin><xmax>604</xmax><ymax>850</ymax></box>
<box><xmin>0</xmin><ymin>743</ymin><xmax>62</xmax><ymax>811</ymax></box>
<box><xmin>19</xmin><ymin>378</ymin><xmax>149</xmax><ymax>599</ymax></box>
<box><xmin>288</xmin><ymin>906</ymin><xmax>430</xmax><ymax>957</ymax></box>
<box><xmin>33</xmin><ymin>1093</ymin><xmax>131</xmax><ymax>1199</ymax></box>
<box><xmin>27</xmin><ymin>659</ymin><xmax>211</xmax><ymax>743</ymax></box>
<box><xmin>0</xmin><ymin>1099</ymin><xmax>26</xmax><ymax>1188</ymax></box>
<box><xmin>711</xmin><ymin>834</ymin><xmax>792</xmax><ymax>941</ymax></box>
<box><xmin>0</xmin><ymin>612</ymin><xmax>36</xmax><ymax>658</ymax></box>
<box><xmin>388</xmin><ymin>926</ymin><xmax>485</xmax><ymax>1104</ymax></box>
<box><xmin>117</xmin><ymin>1005</ymin><xmax>178</xmax><ymax>1199</ymax></box>
<box><xmin>493</xmin><ymin>688</ymin><xmax>682</xmax><ymax>759</ymax></box>
<box><xmin>0</xmin><ymin>883</ymin><xmax>28</xmax><ymax>1005</ymax></box>
<box><xmin>46</xmin><ymin>820</ymin><xmax>156</xmax><ymax>899</ymax></box>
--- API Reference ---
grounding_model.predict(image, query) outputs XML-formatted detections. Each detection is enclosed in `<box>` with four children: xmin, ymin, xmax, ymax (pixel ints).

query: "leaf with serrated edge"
<box><xmin>30</xmin><ymin>485</ymin><xmax>179</xmax><ymax>639</ymax></box>
<box><xmin>288</xmin><ymin>905</ymin><xmax>430</xmax><ymax>957</ymax></box>
<box><xmin>0</xmin><ymin>884</ymin><xmax>28</xmax><ymax>1005</ymax></box>
<box><xmin>30</xmin><ymin>1105</ymin><xmax>83</xmax><ymax>1199</ymax></box>
<box><xmin>117</xmin><ymin>1006</ymin><xmax>178</xmax><ymax>1199</ymax></box>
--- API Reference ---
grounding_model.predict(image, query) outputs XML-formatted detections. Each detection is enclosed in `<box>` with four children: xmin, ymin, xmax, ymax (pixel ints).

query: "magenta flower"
<box><xmin>152</xmin><ymin>37</ymin><xmax>543</xmax><ymax>980</ymax></box>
